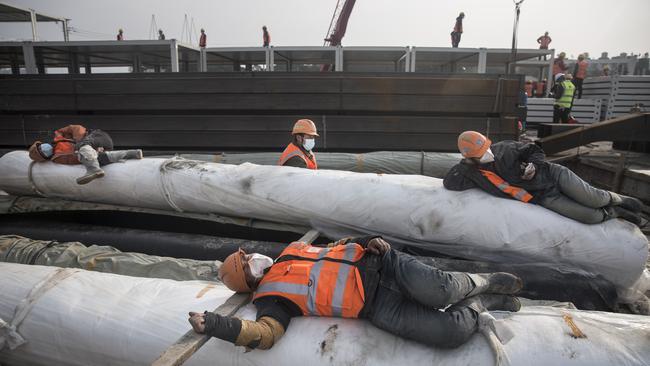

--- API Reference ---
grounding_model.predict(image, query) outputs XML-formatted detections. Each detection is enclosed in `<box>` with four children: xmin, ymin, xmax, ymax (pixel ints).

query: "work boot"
<box><xmin>467</xmin><ymin>272</ymin><xmax>523</xmax><ymax>297</ymax></box>
<box><xmin>604</xmin><ymin>206</ymin><xmax>645</xmax><ymax>227</ymax></box>
<box><xmin>454</xmin><ymin>294</ymin><xmax>521</xmax><ymax>313</ymax></box>
<box><xmin>104</xmin><ymin>149</ymin><xmax>143</xmax><ymax>163</ymax></box>
<box><xmin>76</xmin><ymin>164</ymin><xmax>105</xmax><ymax>185</ymax></box>
<box><xmin>609</xmin><ymin>192</ymin><xmax>644</xmax><ymax>213</ymax></box>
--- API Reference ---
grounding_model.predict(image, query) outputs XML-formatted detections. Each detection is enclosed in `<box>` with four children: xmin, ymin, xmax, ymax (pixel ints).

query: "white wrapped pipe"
<box><xmin>0</xmin><ymin>151</ymin><xmax>647</xmax><ymax>302</ymax></box>
<box><xmin>0</xmin><ymin>263</ymin><xmax>649</xmax><ymax>366</ymax></box>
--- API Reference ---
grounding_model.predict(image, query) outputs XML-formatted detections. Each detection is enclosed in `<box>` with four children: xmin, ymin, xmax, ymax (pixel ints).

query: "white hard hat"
<box><xmin>554</xmin><ymin>73</ymin><xmax>565</xmax><ymax>81</ymax></box>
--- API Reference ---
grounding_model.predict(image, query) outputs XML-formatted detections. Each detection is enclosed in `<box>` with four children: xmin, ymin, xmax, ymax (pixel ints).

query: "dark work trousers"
<box><xmin>451</xmin><ymin>32</ymin><xmax>461</xmax><ymax>48</ymax></box>
<box><xmin>538</xmin><ymin>163</ymin><xmax>611</xmax><ymax>224</ymax></box>
<box><xmin>365</xmin><ymin>249</ymin><xmax>479</xmax><ymax>348</ymax></box>
<box><xmin>573</xmin><ymin>78</ymin><xmax>584</xmax><ymax>99</ymax></box>
<box><xmin>553</xmin><ymin>105</ymin><xmax>571</xmax><ymax>123</ymax></box>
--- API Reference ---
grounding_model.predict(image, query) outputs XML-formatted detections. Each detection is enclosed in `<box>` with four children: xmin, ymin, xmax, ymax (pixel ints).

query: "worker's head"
<box><xmin>457</xmin><ymin>131</ymin><xmax>493</xmax><ymax>164</ymax></box>
<box><xmin>159</xmin><ymin>29</ymin><xmax>163</xmax><ymax>34</ymax></box>
<box><xmin>559</xmin><ymin>52</ymin><xmax>566</xmax><ymax>59</ymax></box>
<box><xmin>263</xmin><ymin>25</ymin><xmax>267</xmax><ymax>30</ymax></box>
<box><xmin>578</xmin><ymin>54</ymin><xmax>585</xmax><ymax>61</ymax></box>
<box><xmin>292</xmin><ymin>119</ymin><xmax>319</xmax><ymax>151</ymax></box>
<box><xmin>544</xmin><ymin>31</ymin><xmax>549</xmax><ymax>36</ymax></box>
<box><xmin>459</xmin><ymin>12</ymin><xmax>465</xmax><ymax>18</ymax></box>
<box><xmin>219</xmin><ymin>249</ymin><xmax>273</xmax><ymax>292</ymax></box>
<box><xmin>28</xmin><ymin>142</ymin><xmax>53</xmax><ymax>162</ymax></box>
<box><xmin>564</xmin><ymin>73</ymin><xmax>573</xmax><ymax>80</ymax></box>
<box><xmin>118</xmin><ymin>28</ymin><xmax>123</xmax><ymax>33</ymax></box>
<box><xmin>554</xmin><ymin>73</ymin><xmax>565</xmax><ymax>82</ymax></box>
<box><xmin>200</xmin><ymin>28</ymin><xmax>205</xmax><ymax>33</ymax></box>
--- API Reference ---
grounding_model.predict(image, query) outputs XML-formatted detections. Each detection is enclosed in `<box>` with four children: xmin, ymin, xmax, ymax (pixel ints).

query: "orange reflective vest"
<box><xmin>253</xmin><ymin>242</ymin><xmax>366</xmax><ymax>318</ymax></box>
<box><xmin>479</xmin><ymin>169</ymin><xmax>533</xmax><ymax>203</ymax></box>
<box><xmin>278</xmin><ymin>143</ymin><xmax>318</xmax><ymax>169</ymax></box>
<box><xmin>52</xmin><ymin>125</ymin><xmax>86</xmax><ymax>165</ymax></box>
<box><xmin>575</xmin><ymin>60</ymin><xmax>588</xmax><ymax>79</ymax></box>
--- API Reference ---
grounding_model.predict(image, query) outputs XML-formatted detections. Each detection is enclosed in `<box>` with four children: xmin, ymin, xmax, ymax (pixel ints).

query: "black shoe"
<box><xmin>610</xmin><ymin>193</ymin><xmax>644</xmax><ymax>213</ymax></box>
<box><xmin>469</xmin><ymin>272</ymin><xmax>523</xmax><ymax>296</ymax></box>
<box><xmin>455</xmin><ymin>294</ymin><xmax>521</xmax><ymax>313</ymax></box>
<box><xmin>606</xmin><ymin>206</ymin><xmax>644</xmax><ymax>226</ymax></box>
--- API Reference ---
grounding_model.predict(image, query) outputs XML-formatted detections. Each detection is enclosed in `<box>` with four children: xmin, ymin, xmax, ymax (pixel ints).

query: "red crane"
<box><xmin>322</xmin><ymin>0</ymin><xmax>356</xmax><ymax>71</ymax></box>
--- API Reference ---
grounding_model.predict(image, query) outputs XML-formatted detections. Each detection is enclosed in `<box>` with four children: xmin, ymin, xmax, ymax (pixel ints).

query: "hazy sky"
<box><xmin>1</xmin><ymin>0</ymin><xmax>648</xmax><ymax>58</ymax></box>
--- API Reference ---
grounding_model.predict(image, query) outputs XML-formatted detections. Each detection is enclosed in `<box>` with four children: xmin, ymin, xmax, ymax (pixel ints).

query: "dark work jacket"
<box><xmin>443</xmin><ymin>140</ymin><xmax>559</xmax><ymax>203</ymax></box>
<box><xmin>76</xmin><ymin>129</ymin><xmax>114</xmax><ymax>151</ymax></box>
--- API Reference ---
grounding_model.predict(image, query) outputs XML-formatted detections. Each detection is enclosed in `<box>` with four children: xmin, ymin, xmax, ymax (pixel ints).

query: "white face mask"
<box><xmin>303</xmin><ymin>138</ymin><xmax>315</xmax><ymax>151</ymax></box>
<box><xmin>247</xmin><ymin>253</ymin><xmax>273</xmax><ymax>279</ymax></box>
<box><xmin>479</xmin><ymin>148</ymin><xmax>495</xmax><ymax>164</ymax></box>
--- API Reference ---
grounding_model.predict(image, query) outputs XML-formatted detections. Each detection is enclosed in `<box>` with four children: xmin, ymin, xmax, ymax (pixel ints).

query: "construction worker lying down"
<box><xmin>28</xmin><ymin>124</ymin><xmax>143</xmax><ymax>185</ymax></box>
<box><xmin>444</xmin><ymin>131</ymin><xmax>645</xmax><ymax>226</ymax></box>
<box><xmin>188</xmin><ymin>236</ymin><xmax>523</xmax><ymax>349</ymax></box>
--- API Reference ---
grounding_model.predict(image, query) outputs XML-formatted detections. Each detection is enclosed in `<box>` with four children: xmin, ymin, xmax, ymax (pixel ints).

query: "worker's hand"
<box><xmin>97</xmin><ymin>147</ymin><xmax>105</xmax><ymax>153</ymax></box>
<box><xmin>366</xmin><ymin>237</ymin><xmax>391</xmax><ymax>256</ymax></box>
<box><xmin>521</xmin><ymin>162</ymin><xmax>536</xmax><ymax>180</ymax></box>
<box><xmin>188</xmin><ymin>311</ymin><xmax>206</xmax><ymax>334</ymax></box>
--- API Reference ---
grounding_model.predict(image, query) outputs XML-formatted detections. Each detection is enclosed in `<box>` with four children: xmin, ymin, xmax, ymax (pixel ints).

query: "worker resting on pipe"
<box><xmin>444</xmin><ymin>131</ymin><xmax>645</xmax><ymax>226</ymax></box>
<box><xmin>188</xmin><ymin>236</ymin><xmax>523</xmax><ymax>349</ymax></box>
<box><xmin>28</xmin><ymin>124</ymin><xmax>143</xmax><ymax>185</ymax></box>
<box><xmin>278</xmin><ymin>119</ymin><xmax>319</xmax><ymax>169</ymax></box>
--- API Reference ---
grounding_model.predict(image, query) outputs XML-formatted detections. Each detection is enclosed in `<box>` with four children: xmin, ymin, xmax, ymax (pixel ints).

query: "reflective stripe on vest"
<box><xmin>278</xmin><ymin>143</ymin><xmax>318</xmax><ymax>170</ymax></box>
<box><xmin>555</xmin><ymin>80</ymin><xmax>575</xmax><ymax>109</ymax></box>
<box><xmin>253</xmin><ymin>242</ymin><xmax>365</xmax><ymax>318</ymax></box>
<box><xmin>479</xmin><ymin>169</ymin><xmax>533</xmax><ymax>203</ymax></box>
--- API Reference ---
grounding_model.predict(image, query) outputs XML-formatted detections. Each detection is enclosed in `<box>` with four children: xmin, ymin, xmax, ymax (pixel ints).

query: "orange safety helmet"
<box><xmin>292</xmin><ymin>119</ymin><xmax>319</xmax><ymax>136</ymax></box>
<box><xmin>457</xmin><ymin>131</ymin><xmax>491</xmax><ymax>158</ymax></box>
<box><xmin>219</xmin><ymin>248</ymin><xmax>252</xmax><ymax>293</ymax></box>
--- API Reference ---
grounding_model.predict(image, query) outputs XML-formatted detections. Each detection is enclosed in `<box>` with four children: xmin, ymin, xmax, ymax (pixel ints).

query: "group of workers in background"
<box><xmin>116</xmin><ymin>26</ymin><xmax>272</xmax><ymax>47</ymax></box>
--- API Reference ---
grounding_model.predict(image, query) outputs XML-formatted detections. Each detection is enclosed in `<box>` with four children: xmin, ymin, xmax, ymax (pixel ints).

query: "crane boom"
<box><xmin>323</xmin><ymin>0</ymin><xmax>356</xmax><ymax>47</ymax></box>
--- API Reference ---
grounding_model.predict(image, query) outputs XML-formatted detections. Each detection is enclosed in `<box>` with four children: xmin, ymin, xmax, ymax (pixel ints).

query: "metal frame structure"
<box><xmin>0</xmin><ymin>2</ymin><xmax>69</xmax><ymax>41</ymax></box>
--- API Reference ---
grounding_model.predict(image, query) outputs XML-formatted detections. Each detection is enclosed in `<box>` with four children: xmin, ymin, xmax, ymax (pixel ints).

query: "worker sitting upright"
<box><xmin>28</xmin><ymin>124</ymin><xmax>143</xmax><ymax>185</ymax></box>
<box><xmin>278</xmin><ymin>119</ymin><xmax>318</xmax><ymax>169</ymax></box>
<box><xmin>444</xmin><ymin>131</ymin><xmax>645</xmax><ymax>226</ymax></box>
<box><xmin>189</xmin><ymin>236</ymin><xmax>523</xmax><ymax>349</ymax></box>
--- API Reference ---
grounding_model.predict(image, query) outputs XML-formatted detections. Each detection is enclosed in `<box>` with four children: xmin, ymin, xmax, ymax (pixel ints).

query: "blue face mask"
<box><xmin>303</xmin><ymin>138</ymin><xmax>315</xmax><ymax>151</ymax></box>
<box><xmin>39</xmin><ymin>143</ymin><xmax>54</xmax><ymax>158</ymax></box>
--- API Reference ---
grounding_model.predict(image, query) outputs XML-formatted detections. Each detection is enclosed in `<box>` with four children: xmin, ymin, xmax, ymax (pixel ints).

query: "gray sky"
<box><xmin>1</xmin><ymin>0</ymin><xmax>649</xmax><ymax>58</ymax></box>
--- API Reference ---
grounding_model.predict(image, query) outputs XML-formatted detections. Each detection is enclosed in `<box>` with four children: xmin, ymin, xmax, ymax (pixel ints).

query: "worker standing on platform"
<box><xmin>450</xmin><ymin>12</ymin><xmax>464</xmax><ymax>48</ymax></box>
<box><xmin>189</xmin><ymin>236</ymin><xmax>523</xmax><ymax>349</ymax></box>
<box><xmin>278</xmin><ymin>119</ymin><xmax>318</xmax><ymax>169</ymax></box>
<box><xmin>536</xmin><ymin>31</ymin><xmax>552</xmax><ymax>60</ymax></box>
<box><xmin>551</xmin><ymin>73</ymin><xmax>575</xmax><ymax>123</ymax></box>
<box><xmin>28</xmin><ymin>124</ymin><xmax>143</xmax><ymax>185</ymax></box>
<box><xmin>572</xmin><ymin>54</ymin><xmax>589</xmax><ymax>98</ymax></box>
<box><xmin>263</xmin><ymin>26</ymin><xmax>271</xmax><ymax>47</ymax></box>
<box><xmin>552</xmin><ymin>52</ymin><xmax>568</xmax><ymax>79</ymax></box>
<box><xmin>444</xmin><ymin>131</ymin><xmax>645</xmax><ymax>226</ymax></box>
<box><xmin>116</xmin><ymin>28</ymin><xmax>124</xmax><ymax>41</ymax></box>
<box><xmin>158</xmin><ymin>29</ymin><xmax>165</xmax><ymax>40</ymax></box>
<box><xmin>199</xmin><ymin>28</ymin><xmax>207</xmax><ymax>48</ymax></box>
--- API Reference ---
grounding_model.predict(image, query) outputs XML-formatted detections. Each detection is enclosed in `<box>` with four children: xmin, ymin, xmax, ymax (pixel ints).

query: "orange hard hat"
<box><xmin>458</xmin><ymin>131</ymin><xmax>491</xmax><ymax>158</ymax></box>
<box><xmin>292</xmin><ymin>119</ymin><xmax>319</xmax><ymax>136</ymax></box>
<box><xmin>219</xmin><ymin>249</ymin><xmax>252</xmax><ymax>293</ymax></box>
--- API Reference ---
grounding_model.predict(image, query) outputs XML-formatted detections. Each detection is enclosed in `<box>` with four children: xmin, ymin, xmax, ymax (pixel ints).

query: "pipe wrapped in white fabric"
<box><xmin>1</xmin><ymin>263</ymin><xmax>649</xmax><ymax>366</ymax></box>
<box><xmin>0</xmin><ymin>151</ymin><xmax>647</xmax><ymax>302</ymax></box>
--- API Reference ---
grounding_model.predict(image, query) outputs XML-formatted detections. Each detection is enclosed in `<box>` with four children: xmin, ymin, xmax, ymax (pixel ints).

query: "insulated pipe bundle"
<box><xmin>0</xmin><ymin>151</ymin><xmax>648</xmax><ymax>306</ymax></box>
<box><xmin>162</xmin><ymin>151</ymin><xmax>462</xmax><ymax>178</ymax></box>
<box><xmin>1</xmin><ymin>262</ymin><xmax>649</xmax><ymax>366</ymax></box>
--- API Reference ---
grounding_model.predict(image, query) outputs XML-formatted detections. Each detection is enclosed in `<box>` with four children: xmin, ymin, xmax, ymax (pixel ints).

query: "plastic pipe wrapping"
<box><xmin>0</xmin><ymin>151</ymin><xmax>647</xmax><ymax>305</ymax></box>
<box><xmin>1</xmin><ymin>262</ymin><xmax>649</xmax><ymax>366</ymax></box>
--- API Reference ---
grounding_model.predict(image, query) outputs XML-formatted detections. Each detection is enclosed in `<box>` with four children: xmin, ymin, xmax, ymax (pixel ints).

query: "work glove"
<box><xmin>520</xmin><ymin>162</ymin><xmax>536</xmax><ymax>180</ymax></box>
<box><xmin>366</xmin><ymin>237</ymin><xmax>391</xmax><ymax>256</ymax></box>
<box><xmin>188</xmin><ymin>311</ymin><xmax>242</xmax><ymax>344</ymax></box>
